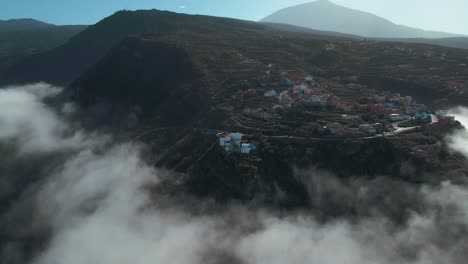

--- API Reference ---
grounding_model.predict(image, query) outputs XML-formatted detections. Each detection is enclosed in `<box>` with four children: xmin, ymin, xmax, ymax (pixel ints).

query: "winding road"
<box><xmin>134</xmin><ymin>115</ymin><xmax>440</xmax><ymax>144</ymax></box>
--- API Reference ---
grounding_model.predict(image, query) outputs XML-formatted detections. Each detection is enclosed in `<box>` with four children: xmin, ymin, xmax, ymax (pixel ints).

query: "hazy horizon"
<box><xmin>1</xmin><ymin>0</ymin><xmax>468</xmax><ymax>36</ymax></box>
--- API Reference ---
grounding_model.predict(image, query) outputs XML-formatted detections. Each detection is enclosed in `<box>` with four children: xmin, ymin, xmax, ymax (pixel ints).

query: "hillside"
<box><xmin>0</xmin><ymin>26</ymin><xmax>86</xmax><ymax>70</ymax></box>
<box><xmin>56</xmin><ymin>11</ymin><xmax>468</xmax><ymax>107</ymax></box>
<box><xmin>70</xmin><ymin>29</ymin><xmax>468</xmax><ymax>201</ymax></box>
<box><xmin>382</xmin><ymin>37</ymin><xmax>468</xmax><ymax>50</ymax></box>
<box><xmin>264</xmin><ymin>22</ymin><xmax>468</xmax><ymax>50</ymax></box>
<box><xmin>0</xmin><ymin>10</ymin><xmax>267</xmax><ymax>86</ymax></box>
<box><xmin>0</xmin><ymin>18</ymin><xmax>53</xmax><ymax>32</ymax></box>
<box><xmin>261</xmin><ymin>0</ymin><xmax>463</xmax><ymax>39</ymax></box>
<box><xmin>0</xmin><ymin>19</ymin><xmax>86</xmax><ymax>71</ymax></box>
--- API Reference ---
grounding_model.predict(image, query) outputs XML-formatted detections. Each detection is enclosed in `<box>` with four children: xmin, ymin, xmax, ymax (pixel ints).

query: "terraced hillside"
<box><xmin>66</xmin><ymin>13</ymin><xmax>468</xmax><ymax>201</ymax></box>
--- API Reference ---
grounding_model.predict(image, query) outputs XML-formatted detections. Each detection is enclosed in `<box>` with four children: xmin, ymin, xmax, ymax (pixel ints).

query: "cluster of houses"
<box><xmin>262</xmin><ymin>75</ymin><xmax>336</xmax><ymax>109</ymax></box>
<box><xmin>366</xmin><ymin>93</ymin><xmax>434</xmax><ymax>123</ymax></box>
<box><xmin>434</xmin><ymin>110</ymin><xmax>456</xmax><ymax>127</ymax></box>
<box><xmin>228</xmin><ymin>68</ymin><xmax>458</xmax><ymax>139</ymax></box>
<box><xmin>217</xmin><ymin>132</ymin><xmax>257</xmax><ymax>154</ymax></box>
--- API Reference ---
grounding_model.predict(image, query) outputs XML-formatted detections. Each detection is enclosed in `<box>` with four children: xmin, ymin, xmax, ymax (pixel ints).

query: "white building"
<box><xmin>341</xmin><ymin>115</ymin><xmax>362</xmax><ymax>121</ymax></box>
<box><xmin>435</xmin><ymin>110</ymin><xmax>449</xmax><ymax>118</ymax></box>
<box><xmin>389</xmin><ymin>114</ymin><xmax>411</xmax><ymax>122</ymax></box>
<box><xmin>241</xmin><ymin>143</ymin><xmax>256</xmax><ymax>154</ymax></box>
<box><xmin>264</xmin><ymin>90</ymin><xmax>277</xmax><ymax>97</ymax></box>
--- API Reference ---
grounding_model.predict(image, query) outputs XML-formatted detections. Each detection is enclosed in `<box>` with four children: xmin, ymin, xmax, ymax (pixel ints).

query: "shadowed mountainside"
<box><xmin>0</xmin><ymin>19</ymin><xmax>86</xmax><ymax>72</ymax></box>
<box><xmin>0</xmin><ymin>10</ymin><xmax>266</xmax><ymax>86</ymax></box>
<box><xmin>0</xmin><ymin>19</ymin><xmax>53</xmax><ymax>32</ymax></box>
<box><xmin>71</xmin><ymin>37</ymin><xmax>209</xmax><ymax>126</ymax></box>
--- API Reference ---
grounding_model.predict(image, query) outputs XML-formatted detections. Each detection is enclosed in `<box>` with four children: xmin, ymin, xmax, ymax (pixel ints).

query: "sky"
<box><xmin>1</xmin><ymin>0</ymin><xmax>468</xmax><ymax>35</ymax></box>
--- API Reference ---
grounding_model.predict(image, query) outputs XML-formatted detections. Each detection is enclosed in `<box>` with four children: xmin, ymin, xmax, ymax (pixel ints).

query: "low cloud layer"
<box><xmin>448</xmin><ymin>107</ymin><xmax>468</xmax><ymax>157</ymax></box>
<box><xmin>1</xmin><ymin>84</ymin><xmax>468</xmax><ymax>264</ymax></box>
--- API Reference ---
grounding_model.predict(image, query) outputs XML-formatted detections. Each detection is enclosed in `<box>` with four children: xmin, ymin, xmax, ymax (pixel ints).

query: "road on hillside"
<box><xmin>134</xmin><ymin>115</ymin><xmax>440</xmax><ymax>144</ymax></box>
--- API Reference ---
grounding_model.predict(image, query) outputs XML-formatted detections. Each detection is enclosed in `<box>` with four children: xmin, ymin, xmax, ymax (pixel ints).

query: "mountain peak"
<box><xmin>308</xmin><ymin>0</ymin><xmax>337</xmax><ymax>6</ymax></box>
<box><xmin>316</xmin><ymin>0</ymin><xmax>332</xmax><ymax>4</ymax></box>
<box><xmin>0</xmin><ymin>18</ymin><xmax>54</xmax><ymax>32</ymax></box>
<box><xmin>261</xmin><ymin>2</ymin><xmax>461</xmax><ymax>38</ymax></box>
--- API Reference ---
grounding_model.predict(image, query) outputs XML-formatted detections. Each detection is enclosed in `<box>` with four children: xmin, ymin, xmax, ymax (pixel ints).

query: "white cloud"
<box><xmin>1</xmin><ymin>84</ymin><xmax>468</xmax><ymax>264</ymax></box>
<box><xmin>447</xmin><ymin>107</ymin><xmax>468</xmax><ymax>157</ymax></box>
<box><xmin>0</xmin><ymin>83</ymin><xmax>106</xmax><ymax>155</ymax></box>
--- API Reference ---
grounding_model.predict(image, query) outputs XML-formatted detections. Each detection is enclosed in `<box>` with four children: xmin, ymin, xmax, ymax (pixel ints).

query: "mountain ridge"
<box><xmin>0</xmin><ymin>18</ymin><xmax>86</xmax><ymax>72</ymax></box>
<box><xmin>261</xmin><ymin>0</ymin><xmax>465</xmax><ymax>39</ymax></box>
<box><xmin>0</xmin><ymin>18</ymin><xmax>55</xmax><ymax>32</ymax></box>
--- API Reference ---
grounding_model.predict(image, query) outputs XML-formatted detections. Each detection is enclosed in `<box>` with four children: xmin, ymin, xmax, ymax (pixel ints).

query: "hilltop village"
<box><xmin>215</xmin><ymin>61</ymin><xmax>458</xmax><ymax>154</ymax></box>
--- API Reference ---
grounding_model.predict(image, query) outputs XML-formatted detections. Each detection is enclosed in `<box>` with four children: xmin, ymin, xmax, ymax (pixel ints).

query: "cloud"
<box><xmin>179</xmin><ymin>5</ymin><xmax>186</xmax><ymax>9</ymax></box>
<box><xmin>447</xmin><ymin>107</ymin><xmax>468</xmax><ymax>157</ymax></box>
<box><xmin>0</xmin><ymin>83</ymin><xmax>104</xmax><ymax>155</ymax></box>
<box><xmin>1</xmin><ymin>84</ymin><xmax>468</xmax><ymax>264</ymax></box>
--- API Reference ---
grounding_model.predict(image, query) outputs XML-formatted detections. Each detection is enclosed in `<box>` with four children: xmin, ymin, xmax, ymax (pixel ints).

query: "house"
<box><xmin>341</xmin><ymin>115</ymin><xmax>362</xmax><ymax>121</ymax></box>
<box><xmin>385</xmin><ymin>108</ymin><xmax>404</xmax><ymax>115</ymax></box>
<box><xmin>415</xmin><ymin>111</ymin><xmax>431</xmax><ymax>120</ymax></box>
<box><xmin>304</xmin><ymin>75</ymin><xmax>314</xmax><ymax>82</ymax></box>
<box><xmin>385</xmin><ymin>102</ymin><xmax>397</xmax><ymax>109</ymax></box>
<box><xmin>372</xmin><ymin>123</ymin><xmax>384</xmax><ymax>134</ymax></box>
<box><xmin>293</xmin><ymin>84</ymin><xmax>309</xmax><ymax>94</ymax></box>
<box><xmin>241</xmin><ymin>143</ymin><xmax>256</xmax><ymax>154</ymax></box>
<box><xmin>374</xmin><ymin>95</ymin><xmax>386</xmax><ymax>102</ymax></box>
<box><xmin>279</xmin><ymin>91</ymin><xmax>293</xmax><ymax>105</ymax></box>
<box><xmin>435</xmin><ymin>110</ymin><xmax>449</xmax><ymax>118</ymax></box>
<box><xmin>285</xmin><ymin>79</ymin><xmax>294</xmax><ymax>87</ymax></box>
<box><xmin>308</xmin><ymin>88</ymin><xmax>322</xmax><ymax>95</ymax></box>
<box><xmin>368</xmin><ymin>103</ymin><xmax>385</xmax><ymax>113</ymax></box>
<box><xmin>388</xmin><ymin>114</ymin><xmax>410</xmax><ymax>122</ymax></box>
<box><xmin>217</xmin><ymin>132</ymin><xmax>243</xmax><ymax>152</ymax></box>
<box><xmin>304</xmin><ymin>95</ymin><xmax>328</xmax><ymax>108</ymax></box>
<box><xmin>437</xmin><ymin>116</ymin><xmax>455</xmax><ymax>127</ymax></box>
<box><xmin>299</xmin><ymin>83</ymin><xmax>309</xmax><ymax>90</ymax></box>
<box><xmin>405</xmin><ymin>107</ymin><xmax>417</xmax><ymax>116</ymax></box>
<box><xmin>230</xmin><ymin>132</ymin><xmax>243</xmax><ymax>141</ymax></box>
<box><xmin>264</xmin><ymin>90</ymin><xmax>277</xmax><ymax>97</ymax></box>
<box><xmin>219</xmin><ymin>136</ymin><xmax>231</xmax><ymax>146</ymax></box>
<box><xmin>359</xmin><ymin>124</ymin><xmax>377</xmax><ymax>135</ymax></box>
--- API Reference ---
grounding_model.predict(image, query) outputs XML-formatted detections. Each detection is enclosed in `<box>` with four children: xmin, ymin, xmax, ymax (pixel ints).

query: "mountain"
<box><xmin>4</xmin><ymin>9</ymin><xmax>468</xmax><ymax>87</ymax></box>
<box><xmin>261</xmin><ymin>0</ymin><xmax>463</xmax><ymax>39</ymax></box>
<box><xmin>1</xmin><ymin>12</ymin><xmax>468</xmax><ymax>261</ymax></box>
<box><xmin>382</xmin><ymin>37</ymin><xmax>468</xmax><ymax>50</ymax></box>
<box><xmin>265</xmin><ymin>21</ymin><xmax>468</xmax><ymax>50</ymax></box>
<box><xmin>0</xmin><ymin>18</ymin><xmax>53</xmax><ymax>32</ymax></box>
<box><xmin>2</xmin><ymin>9</ymin><xmax>468</xmax><ymax>107</ymax></box>
<box><xmin>0</xmin><ymin>10</ymin><xmax>267</xmax><ymax>86</ymax></box>
<box><xmin>67</xmin><ymin>21</ymin><xmax>468</xmax><ymax>201</ymax></box>
<box><xmin>0</xmin><ymin>19</ymin><xmax>86</xmax><ymax>71</ymax></box>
